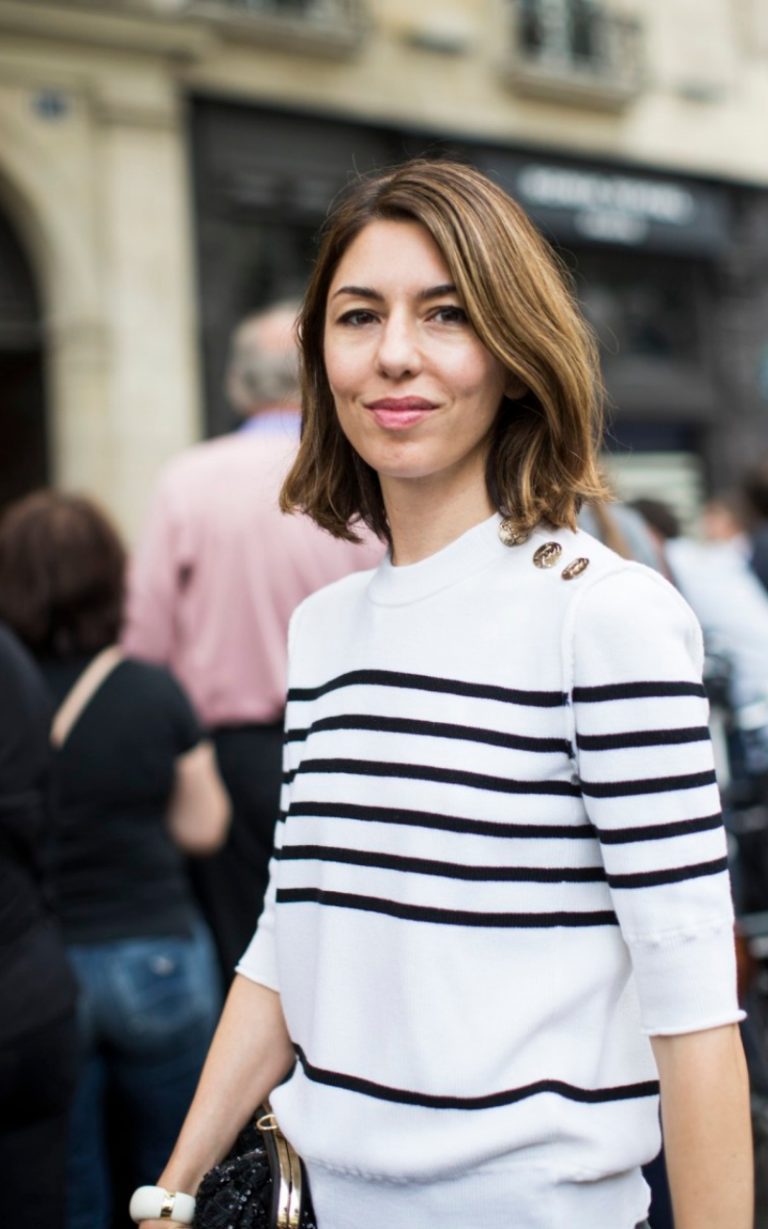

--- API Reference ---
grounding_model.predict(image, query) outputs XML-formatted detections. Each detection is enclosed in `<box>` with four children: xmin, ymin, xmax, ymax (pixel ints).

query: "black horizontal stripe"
<box><xmin>276</xmin><ymin>887</ymin><xmax>617</xmax><ymax>928</ymax></box>
<box><xmin>607</xmin><ymin>856</ymin><xmax>729</xmax><ymax>890</ymax></box>
<box><xmin>293</xmin><ymin>1044</ymin><xmax>658</xmax><ymax>1111</ymax></box>
<box><xmin>598</xmin><ymin>812</ymin><xmax>723</xmax><ymax>845</ymax></box>
<box><xmin>576</xmin><ymin>726</ymin><xmax>710</xmax><ymax>752</ymax></box>
<box><xmin>278</xmin><ymin>843</ymin><xmax>606</xmax><ymax>883</ymax></box>
<box><xmin>572</xmin><ymin>681</ymin><xmax>706</xmax><ymax>703</ymax></box>
<box><xmin>285</xmin><ymin>713</ymin><xmax>571</xmax><ymax>755</ymax></box>
<box><xmin>580</xmin><ymin>769</ymin><xmax>717</xmax><ymax>798</ymax></box>
<box><xmin>288</xmin><ymin>668</ymin><xmax>566</xmax><ymax>708</ymax></box>
<box><xmin>285</xmin><ymin>757</ymin><xmax>580</xmax><ymax>797</ymax></box>
<box><xmin>286</xmin><ymin>801</ymin><xmax>594</xmax><ymax>840</ymax></box>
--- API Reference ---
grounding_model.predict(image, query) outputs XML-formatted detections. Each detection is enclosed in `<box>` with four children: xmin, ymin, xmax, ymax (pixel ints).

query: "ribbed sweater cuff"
<box><xmin>627</xmin><ymin>920</ymin><xmax>745</xmax><ymax>1035</ymax></box>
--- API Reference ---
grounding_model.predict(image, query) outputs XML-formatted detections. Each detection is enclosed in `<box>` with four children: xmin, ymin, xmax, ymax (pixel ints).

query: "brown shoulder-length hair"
<box><xmin>281</xmin><ymin>158</ymin><xmax>610</xmax><ymax>542</ymax></box>
<box><xmin>0</xmin><ymin>490</ymin><xmax>126</xmax><ymax>657</ymax></box>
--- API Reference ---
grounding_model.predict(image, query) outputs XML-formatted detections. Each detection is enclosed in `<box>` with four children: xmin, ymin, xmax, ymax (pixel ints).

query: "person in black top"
<box><xmin>0</xmin><ymin>492</ymin><xmax>230</xmax><ymax>1229</ymax></box>
<box><xmin>0</xmin><ymin>620</ymin><xmax>78</xmax><ymax>1229</ymax></box>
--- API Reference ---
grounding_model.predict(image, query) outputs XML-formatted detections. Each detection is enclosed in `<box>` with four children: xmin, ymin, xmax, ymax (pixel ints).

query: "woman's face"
<box><xmin>323</xmin><ymin>219</ymin><xmax>515</xmax><ymax>501</ymax></box>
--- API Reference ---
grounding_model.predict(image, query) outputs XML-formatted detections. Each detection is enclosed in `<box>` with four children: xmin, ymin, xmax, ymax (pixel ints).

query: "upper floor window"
<box><xmin>506</xmin><ymin>0</ymin><xmax>643</xmax><ymax>108</ymax></box>
<box><xmin>520</xmin><ymin>0</ymin><xmax>606</xmax><ymax>67</ymax></box>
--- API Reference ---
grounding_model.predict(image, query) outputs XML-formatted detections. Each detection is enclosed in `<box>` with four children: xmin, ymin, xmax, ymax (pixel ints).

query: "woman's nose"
<box><xmin>376</xmin><ymin>313</ymin><xmax>421</xmax><ymax>378</ymax></box>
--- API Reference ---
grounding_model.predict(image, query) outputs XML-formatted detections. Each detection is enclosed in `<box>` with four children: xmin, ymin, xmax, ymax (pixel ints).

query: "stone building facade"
<box><xmin>1</xmin><ymin>0</ymin><xmax>767</xmax><ymax>532</ymax></box>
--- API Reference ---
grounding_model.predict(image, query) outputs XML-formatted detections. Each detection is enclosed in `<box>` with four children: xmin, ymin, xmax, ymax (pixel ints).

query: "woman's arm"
<box><xmin>652</xmin><ymin>1023</ymin><xmax>753</xmax><ymax>1229</ymax></box>
<box><xmin>138</xmin><ymin>974</ymin><xmax>294</xmax><ymax>1228</ymax></box>
<box><xmin>568</xmin><ymin>569</ymin><xmax>754</xmax><ymax>1221</ymax></box>
<box><xmin>167</xmin><ymin>740</ymin><xmax>230</xmax><ymax>853</ymax></box>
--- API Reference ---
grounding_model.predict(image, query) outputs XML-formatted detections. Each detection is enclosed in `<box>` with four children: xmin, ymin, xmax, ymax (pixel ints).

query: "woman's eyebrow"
<box><xmin>331</xmin><ymin>283</ymin><xmax>458</xmax><ymax>301</ymax></box>
<box><xmin>332</xmin><ymin>285</ymin><xmax>382</xmax><ymax>301</ymax></box>
<box><xmin>417</xmin><ymin>283</ymin><xmax>458</xmax><ymax>301</ymax></box>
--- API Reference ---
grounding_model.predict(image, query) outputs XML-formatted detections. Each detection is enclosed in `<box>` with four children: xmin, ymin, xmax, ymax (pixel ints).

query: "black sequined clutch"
<box><xmin>193</xmin><ymin>1105</ymin><xmax>317</xmax><ymax>1229</ymax></box>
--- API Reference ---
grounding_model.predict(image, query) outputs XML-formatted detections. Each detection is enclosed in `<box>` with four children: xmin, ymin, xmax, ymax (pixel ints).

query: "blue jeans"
<box><xmin>65</xmin><ymin>924</ymin><xmax>220</xmax><ymax>1229</ymax></box>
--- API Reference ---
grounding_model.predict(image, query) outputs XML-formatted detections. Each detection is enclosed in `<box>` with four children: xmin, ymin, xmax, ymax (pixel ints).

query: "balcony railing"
<box><xmin>504</xmin><ymin>0</ymin><xmax>644</xmax><ymax>109</ymax></box>
<box><xmin>187</xmin><ymin>0</ymin><xmax>367</xmax><ymax>55</ymax></box>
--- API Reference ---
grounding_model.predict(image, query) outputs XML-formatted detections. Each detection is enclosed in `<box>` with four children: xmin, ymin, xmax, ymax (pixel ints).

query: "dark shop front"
<box><xmin>190</xmin><ymin>96</ymin><xmax>768</xmax><ymax>508</ymax></box>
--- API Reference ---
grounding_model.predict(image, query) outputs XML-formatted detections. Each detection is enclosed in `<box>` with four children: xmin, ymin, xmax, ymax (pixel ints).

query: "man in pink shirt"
<box><xmin>123</xmin><ymin>303</ymin><xmax>382</xmax><ymax>977</ymax></box>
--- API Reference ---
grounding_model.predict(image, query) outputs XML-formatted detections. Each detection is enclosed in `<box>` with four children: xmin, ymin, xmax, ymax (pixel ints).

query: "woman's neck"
<box><xmin>383</xmin><ymin>473</ymin><xmax>496</xmax><ymax>566</ymax></box>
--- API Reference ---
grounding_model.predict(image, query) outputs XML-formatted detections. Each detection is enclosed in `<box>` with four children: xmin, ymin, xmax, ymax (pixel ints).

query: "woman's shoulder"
<box><xmin>509</xmin><ymin>523</ymin><xmax>701</xmax><ymax>653</ymax></box>
<box><xmin>504</xmin><ymin>521</ymin><xmax>663</xmax><ymax>600</ymax></box>
<box><xmin>570</xmin><ymin>526</ymin><xmax>692</xmax><ymax>613</ymax></box>
<box><xmin>117</xmin><ymin>656</ymin><xmax>193</xmax><ymax>704</ymax></box>
<box><xmin>550</xmin><ymin>529</ymin><xmax>704</xmax><ymax>683</ymax></box>
<box><xmin>108</xmin><ymin>658</ymin><xmax>201</xmax><ymax>742</ymax></box>
<box><xmin>531</xmin><ymin>523</ymin><xmax>680</xmax><ymax>603</ymax></box>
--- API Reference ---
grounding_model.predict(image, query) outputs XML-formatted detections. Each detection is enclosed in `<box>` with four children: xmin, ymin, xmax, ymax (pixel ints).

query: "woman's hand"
<box><xmin>137</xmin><ymin>1222</ymin><xmax>185</xmax><ymax>1229</ymax></box>
<box><xmin>130</xmin><ymin>977</ymin><xmax>293</xmax><ymax>1229</ymax></box>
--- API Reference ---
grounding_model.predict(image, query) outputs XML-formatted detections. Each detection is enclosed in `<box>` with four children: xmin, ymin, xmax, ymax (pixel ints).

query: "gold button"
<box><xmin>498</xmin><ymin>518</ymin><xmax>528</xmax><ymax>547</ymax></box>
<box><xmin>561</xmin><ymin>557</ymin><xmax>590</xmax><ymax>580</ymax></box>
<box><xmin>533</xmin><ymin>542</ymin><xmax>562</xmax><ymax>568</ymax></box>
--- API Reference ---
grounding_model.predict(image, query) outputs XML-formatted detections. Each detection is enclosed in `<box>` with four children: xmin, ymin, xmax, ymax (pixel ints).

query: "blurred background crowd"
<box><xmin>1</xmin><ymin>1</ymin><xmax>768</xmax><ymax>1227</ymax></box>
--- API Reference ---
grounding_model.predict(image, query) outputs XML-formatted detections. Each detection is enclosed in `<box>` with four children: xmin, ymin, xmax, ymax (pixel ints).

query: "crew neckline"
<box><xmin>367</xmin><ymin>513</ymin><xmax>550</xmax><ymax>606</ymax></box>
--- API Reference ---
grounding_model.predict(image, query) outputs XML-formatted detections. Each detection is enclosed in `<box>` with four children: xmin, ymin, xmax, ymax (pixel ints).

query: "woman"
<box><xmin>0</xmin><ymin>491</ymin><xmax>230</xmax><ymax>1229</ymax></box>
<box><xmin>135</xmin><ymin>161</ymin><xmax>751</xmax><ymax>1229</ymax></box>
<box><xmin>0</xmin><ymin>621</ymin><xmax>78</xmax><ymax>1229</ymax></box>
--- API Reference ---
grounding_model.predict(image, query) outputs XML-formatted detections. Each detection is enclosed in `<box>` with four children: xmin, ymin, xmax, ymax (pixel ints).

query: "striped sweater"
<box><xmin>238</xmin><ymin>512</ymin><xmax>741</xmax><ymax>1229</ymax></box>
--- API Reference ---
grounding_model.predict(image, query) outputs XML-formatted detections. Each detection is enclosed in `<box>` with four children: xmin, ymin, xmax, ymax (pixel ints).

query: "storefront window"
<box><xmin>571</xmin><ymin>250</ymin><xmax>705</xmax><ymax>361</ymax></box>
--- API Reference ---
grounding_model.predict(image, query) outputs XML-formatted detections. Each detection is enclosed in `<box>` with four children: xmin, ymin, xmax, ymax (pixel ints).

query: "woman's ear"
<box><xmin>505</xmin><ymin>375</ymin><xmax>527</xmax><ymax>400</ymax></box>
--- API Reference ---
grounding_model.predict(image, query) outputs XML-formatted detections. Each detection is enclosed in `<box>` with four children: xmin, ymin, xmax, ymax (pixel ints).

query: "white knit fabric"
<box><xmin>237</xmin><ymin>513</ymin><xmax>742</xmax><ymax>1229</ymax></box>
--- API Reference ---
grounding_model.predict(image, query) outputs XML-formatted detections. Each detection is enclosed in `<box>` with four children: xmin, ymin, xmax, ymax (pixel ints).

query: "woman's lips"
<box><xmin>365</xmin><ymin>398</ymin><xmax>438</xmax><ymax>431</ymax></box>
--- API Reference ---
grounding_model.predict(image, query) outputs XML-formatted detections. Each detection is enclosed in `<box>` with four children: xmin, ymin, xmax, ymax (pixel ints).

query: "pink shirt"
<box><xmin>123</xmin><ymin>426</ymin><xmax>383</xmax><ymax>726</ymax></box>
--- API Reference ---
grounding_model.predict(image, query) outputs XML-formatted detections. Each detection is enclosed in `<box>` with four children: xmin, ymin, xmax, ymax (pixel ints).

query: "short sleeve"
<box><xmin>169</xmin><ymin>679</ymin><xmax>203</xmax><ymax>753</ymax></box>
<box><xmin>141</xmin><ymin>664</ymin><xmax>202</xmax><ymax>755</ymax></box>
<box><xmin>564</xmin><ymin>564</ymin><xmax>743</xmax><ymax>1035</ymax></box>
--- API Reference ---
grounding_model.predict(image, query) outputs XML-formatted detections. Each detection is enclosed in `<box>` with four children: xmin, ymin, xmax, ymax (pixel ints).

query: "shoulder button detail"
<box><xmin>561</xmin><ymin>557</ymin><xmax>590</xmax><ymax>580</ymax></box>
<box><xmin>498</xmin><ymin>518</ymin><xmax>529</xmax><ymax>547</ymax></box>
<box><xmin>533</xmin><ymin>542</ymin><xmax>562</xmax><ymax>569</ymax></box>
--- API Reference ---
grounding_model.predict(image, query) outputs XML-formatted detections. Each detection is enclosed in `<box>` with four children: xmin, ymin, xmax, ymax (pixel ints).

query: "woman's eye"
<box><xmin>338</xmin><ymin>309</ymin><xmax>377</xmax><ymax>327</ymax></box>
<box><xmin>432</xmin><ymin>305</ymin><xmax>468</xmax><ymax>325</ymax></box>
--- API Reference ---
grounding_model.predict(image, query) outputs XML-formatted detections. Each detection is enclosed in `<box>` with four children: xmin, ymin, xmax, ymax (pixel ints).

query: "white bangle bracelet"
<box><xmin>128</xmin><ymin>1185</ymin><xmax>196</xmax><ymax>1225</ymax></box>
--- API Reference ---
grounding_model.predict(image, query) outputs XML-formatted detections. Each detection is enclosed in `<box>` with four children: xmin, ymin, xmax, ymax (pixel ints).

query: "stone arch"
<box><xmin>0</xmin><ymin>104</ymin><xmax>100</xmax><ymax>326</ymax></box>
<box><xmin>0</xmin><ymin>98</ymin><xmax>108</xmax><ymax>500</ymax></box>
